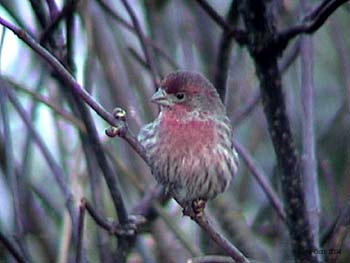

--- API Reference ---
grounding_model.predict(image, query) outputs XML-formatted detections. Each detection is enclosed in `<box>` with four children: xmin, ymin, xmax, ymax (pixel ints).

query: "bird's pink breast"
<box><xmin>158</xmin><ymin>112</ymin><xmax>216</xmax><ymax>151</ymax></box>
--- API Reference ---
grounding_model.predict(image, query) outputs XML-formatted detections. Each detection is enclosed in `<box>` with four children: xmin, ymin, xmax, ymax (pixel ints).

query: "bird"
<box><xmin>138</xmin><ymin>71</ymin><xmax>238</xmax><ymax>217</ymax></box>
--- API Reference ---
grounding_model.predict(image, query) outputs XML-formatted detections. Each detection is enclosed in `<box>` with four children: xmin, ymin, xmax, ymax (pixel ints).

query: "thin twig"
<box><xmin>277</xmin><ymin>0</ymin><xmax>349</xmax><ymax>46</ymax></box>
<box><xmin>96</xmin><ymin>0</ymin><xmax>178</xmax><ymax>70</ymax></box>
<box><xmin>119</xmin><ymin>0</ymin><xmax>159</xmax><ymax>89</ymax></box>
<box><xmin>0</xmin><ymin>231</ymin><xmax>28</xmax><ymax>263</ymax></box>
<box><xmin>40</xmin><ymin>0</ymin><xmax>80</xmax><ymax>43</ymax></box>
<box><xmin>214</xmin><ymin>1</ymin><xmax>238</xmax><ymax>101</ymax></box>
<box><xmin>324</xmin><ymin>202</ymin><xmax>350</xmax><ymax>262</ymax></box>
<box><xmin>0</xmin><ymin>17</ymin><xmax>117</xmax><ymax>124</ymax></box>
<box><xmin>76</xmin><ymin>200</ymin><xmax>86</xmax><ymax>263</ymax></box>
<box><xmin>83</xmin><ymin>198</ymin><xmax>145</xmax><ymax>236</ymax></box>
<box><xmin>0</xmin><ymin>77</ymin><xmax>30</xmax><ymax>260</ymax></box>
<box><xmin>4</xmin><ymin>86</ymin><xmax>77</xmax><ymax>235</ymax></box>
<box><xmin>4</xmin><ymin>77</ymin><xmax>86</xmax><ymax>132</ymax></box>
<box><xmin>233</xmin><ymin>140</ymin><xmax>286</xmax><ymax>222</ymax></box>
<box><xmin>28</xmin><ymin>0</ymin><xmax>48</xmax><ymax>29</ymax></box>
<box><xmin>231</xmin><ymin>39</ymin><xmax>301</xmax><ymax>127</ymax></box>
<box><xmin>194</xmin><ymin>0</ymin><xmax>247</xmax><ymax>44</ymax></box>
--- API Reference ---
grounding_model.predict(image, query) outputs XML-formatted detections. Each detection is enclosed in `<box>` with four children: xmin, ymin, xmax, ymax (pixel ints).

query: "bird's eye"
<box><xmin>175</xmin><ymin>92</ymin><xmax>185</xmax><ymax>101</ymax></box>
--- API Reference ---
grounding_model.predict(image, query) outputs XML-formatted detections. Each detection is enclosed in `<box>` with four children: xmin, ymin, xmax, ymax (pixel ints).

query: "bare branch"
<box><xmin>187</xmin><ymin>255</ymin><xmax>235</xmax><ymax>263</ymax></box>
<box><xmin>96</xmin><ymin>0</ymin><xmax>178</xmax><ymax>70</ymax></box>
<box><xmin>278</xmin><ymin>0</ymin><xmax>349</xmax><ymax>47</ymax></box>
<box><xmin>241</xmin><ymin>1</ymin><xmax>318</xmax><ymax>261</ymax></box>
<box><xmin>214</xmin><ymin>1</ymin><xmax>238</xmax><ymax>101</ymax></box>
<box><xmin>118</xmin><ymin>0</ymin><xmax>159</xmax><ymax>89</ymax></box>
<box><xmin>4</xmin><ymin>86</ymin><xmax>78</xmax><ymax>234</ymax></box>
<box><xmin>0</xmin><ymin>17</ymin><xmax>117</xmax><ymax>125</ymax></box>
<box><xmin>323</xmin><ymin>202</ymin><xmax>350</xmax><ymax>262</ymax></box>
<box><xmin>299</xmin><ymin>0</ymin><xmax>320</xmax><ymax>251</ymax></box>
<box><xmin>40</xmin><ymin>0</ymin><xmax>80</xmax><ymax>43</ymax></box>
<box><xmin>233</xmin><ymin>140</ymin><xmax>286</xmax><ymax>222</ymax></box>
<box><xmin>195</xmin><ymin>0</ymin><xmax>247</xmax><ymax>45</ymax></box>
<box><xmin>76</xmin><ymin>200</ymin><xmax>86</xmax><ymax>263</ymax></box>
<box><xmin>4</xmin><ymin>78</ymin><xmax>86</xmax><ymax>132</ymax></box>
<box><xmin>0</xmin><ymin>231</ymin><xmax>28</xmax><ymax>263</ymax></box>
<box><xmin>190</xmin><ymin>212</ymin><xmax>250</xmax><ymax>263</ymax></box>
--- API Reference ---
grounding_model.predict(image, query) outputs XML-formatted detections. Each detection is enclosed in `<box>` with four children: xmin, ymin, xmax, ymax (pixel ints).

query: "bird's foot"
<box><xmin>183</xmin><ymin>199</ymin><xmax>206</xmax><ymax>220</ymax></box>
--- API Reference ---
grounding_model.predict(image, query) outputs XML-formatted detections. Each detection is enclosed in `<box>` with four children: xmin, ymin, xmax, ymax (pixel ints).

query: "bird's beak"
<box><xmin>151</xmin><ymin>88</ymin><xmax>171</xmax><ymax>106</ymax></box>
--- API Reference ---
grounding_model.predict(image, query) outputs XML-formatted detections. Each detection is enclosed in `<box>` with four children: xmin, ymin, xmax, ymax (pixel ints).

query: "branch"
<box><xmin>118</xmin><ymin>0</ymin><xmax>159</xmax><ymax>89</ymax></box>
<box><xmin>0</xmin><ymin>18</ymin><xmax>153</xmax><ymax>244</ymax></box>
<box><xmin>82</xmin><ymin>198</ymin><xmax>146</xmax><ymax>236</ymax></box>
<box><xmin>0</xmin><ymin>75</ymin><xmax>29</xmax><ymax>259</ymax></box>
<box><xmin>299</xmin><ymin>1</ymin><xmax>320</xmax><ymax>251</ymax></box>
<box><xmin>4</xmin><ymin>77</ymin><xmax>86</xmax><ymax>132</ymax></box>
<box><xmin>232</xmin><ymin>140</ymin><xmax>286</xmax><ymax>222</ymax></box>
<box><xmin>0</xmin><ymin>17</ymin><xmax>118</xmax><ymax>124</ymax></box>
<box><xmin>323</xmin><ymin>202</ymin><xmax>350</xmax><ymax>262</ymax></box>
<box><xmin>40</xmin><ymin>0</ymin><xmax>80</xmax><ymax>43</ymax></box>
<box><xmin>187</xmin><ymin>255</ymin><xmax>235</xmax><ymax>263</ymax></box>
<box><xmin>4</xmin><ymin>86</ymin><xmax>78</xmax><ymax>233</ymax></box>
<box><xmin>0</xmin><ymin>231</ymin><xmax>28</xmax><ymax>263</ymax></box>
<box><xmin>241</xmin><ymin>1</ymin><xmax>317</xmax><ymax>261</ymax></box>
<box><xmin>190</xmin><ymin>212</ymin><xmax>250</xmax><ymax>263</ymax></box>
<box><xmin>76</xmin><ymin>201</ymin><xmax>86</xmax><ymax>263</ymax></box>
<box><xmin>214</xmin><ymin>0</ymin><xmax>238</xmax><ymax>101</ymax></box>
<box><xmin>277</xmin><ymin>0</ymin><xmax>349</xmax><ymax>47</ymax></box>
<box><xmin>194</xmin><ymin>0</ymin><xmax>247</xmax><ymax>45</ymax></box>
<box><xmin>96</xmin><ymin>0</ymin><xmax>178</xmax><ymax>70</ymax></box>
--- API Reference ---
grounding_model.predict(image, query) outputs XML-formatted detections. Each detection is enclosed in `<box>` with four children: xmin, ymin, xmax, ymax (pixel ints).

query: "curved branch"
<box><xmin>191</xmin><ymin>213</ymin><xmax>250</xmax><ymax>263</ymax></box>
<box><xmin>277</xmin><ymin>0</ymin><xmax>349</xmax><ymax>47</ymax></box>
<box><xmin>0</xmin><ymin>231</ymin><xmax>28</xmax><ymax>263</ymax></box>
<box><xmin>194</xmin><ymin>0</ymin><xmax>248</xmax><ymax>45</ymax></box>
<box><xmin>40</xmin><ymin>0</ymin><xmax>80</xmax><ymax>43</ymax></box>
<box><xmin>96</xmin><ymin>0</ymin><xmax>178</xmax><ymax>70</ymax></box>
<box><xmin>233</xmin><ymin>140</ymin><xmax>286</xmax><ymax>222</ymax></box>
<box><xmin>118</xmin><ymin>0</ymin><xmax>159</xmax><ymax>89</ymax></box>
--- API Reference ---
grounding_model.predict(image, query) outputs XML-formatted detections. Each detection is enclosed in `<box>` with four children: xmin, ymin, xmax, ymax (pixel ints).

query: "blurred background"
<box><xmin>0</xmin><ymin>0</ymin><xmax>349</xmax><ymax>262</ymax></box>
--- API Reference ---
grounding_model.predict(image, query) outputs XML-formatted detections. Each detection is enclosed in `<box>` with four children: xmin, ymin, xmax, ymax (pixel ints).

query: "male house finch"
<box><xmin>138</xmin><ymin>71</ymin><xmax>238</xmax><ymax>214</ymax></box>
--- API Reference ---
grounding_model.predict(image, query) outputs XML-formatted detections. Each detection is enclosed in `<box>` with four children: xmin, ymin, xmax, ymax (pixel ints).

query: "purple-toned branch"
<box><xmin>5</xmin><ymin>78</ymin><xmax>86</xmax><ymax>132</ymax></box>
<box><xmin>323</xmin><ymin>201</ymin><xmax>350</xmax><ymax>262</ymax></box>
<box><xmin>299</xmin><ymin>0</ymin><xmax>320</xmax><ymax>251</ymax></box>
<box><xmin>278</xmin><ymin>0</ymin><xmax>349</xmax><ymax>46</ymax></box>
<box><xmin>188</xmin><ymin>255</ymin><xmax>234</xmax><ymax>263</ymax></box>
<box><xmin>5</xmin><ymin>87</ymin><xmax>78</xmax><ymax>235</ymax></box>
<box><xmin>195</xmin><ymin>0</ymin><xmax>247</xmax><ymax>45</ymax></box>
<box><xmin>76</xmin><ymin>200</ymin><xmax>86</xmax><ymax>263</ymax></box>
<box><xmin>233</xmin><ymin>140</ymin><xmax>286</xmax><ymax>222</ymax></box>
<box><xmin>193</xmin><ymin>213</ymin><xmax>250</xmax><ymax>263</ymax></box>
<box><xmin>40</xmin><ymin>0</ymin><xmax>79</xmax><ymax>43</ymax></box>
<box><xmin>82</xmin><ymin>198</ymin><xmax>145</xmax><ymax>236</ymax></box>
<box><xmin>214</xmin><ymin>1</ymin><xmax>238</xmax><ymax>101</ymax></box>
<box><xmin>0</xmin><ymin>17</ymin><xmax>117</xmax><ymax>125</ymax></box>
<box><xmin>0</xmin><ymin>80</ymin><xmax>29</xmax><ymax>260</ymax></box>
<box><xmin>96</xmin><ymin>0</ymin><xmax>178</xmax><ymax>70</ymax></box>
<box><xmin>0</xmin><ymin>231</ymin><xmax>28</xmax><ymax>263</ymax></box>
<box><xmin>119</xmin><ymin>0</ymin><xmax>159</xmax><ymax>89</ymax></box>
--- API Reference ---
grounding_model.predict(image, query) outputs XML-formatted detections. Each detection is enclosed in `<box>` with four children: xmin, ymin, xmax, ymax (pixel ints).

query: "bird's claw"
<box><xmin>183</xmin><ymin>199</ymin><xmax>206</xmax><ymax>219</ymax></box>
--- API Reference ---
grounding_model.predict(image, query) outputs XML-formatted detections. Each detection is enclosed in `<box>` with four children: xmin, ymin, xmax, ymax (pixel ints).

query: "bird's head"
<box><xmin>151</xmin><ymin>71</ymin><xmax>224</xmax><ymax>115</ymax></box>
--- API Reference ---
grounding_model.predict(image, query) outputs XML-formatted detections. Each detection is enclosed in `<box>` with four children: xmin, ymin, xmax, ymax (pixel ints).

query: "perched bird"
<box><xmin>138</xmin><ymin>71</ymin><xmax>238</xmax><ymax>215</ymax></box>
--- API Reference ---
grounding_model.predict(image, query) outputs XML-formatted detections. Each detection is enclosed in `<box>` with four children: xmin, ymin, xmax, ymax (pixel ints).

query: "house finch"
<box><xmin>138</xmin><ymin>71</ymin><xmax>238</xmax><ymax>215</ymax></box>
